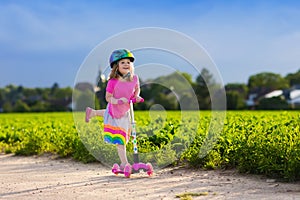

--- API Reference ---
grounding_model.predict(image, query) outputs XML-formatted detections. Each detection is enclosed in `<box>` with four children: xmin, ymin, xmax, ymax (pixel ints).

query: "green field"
<box><xmin>0</xmin><ymin>111</ymin><xmax>299</xmax><ymax>181</ymax></box>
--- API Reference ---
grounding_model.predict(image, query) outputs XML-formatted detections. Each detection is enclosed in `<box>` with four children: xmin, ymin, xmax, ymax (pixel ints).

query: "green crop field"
<box><xmin>0</xmin><ymin>111</ymin><xmax>299</xmax><ymax>181</ymax></box>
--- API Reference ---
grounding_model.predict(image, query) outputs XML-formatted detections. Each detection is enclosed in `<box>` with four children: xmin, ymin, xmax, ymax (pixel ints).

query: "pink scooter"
<box><xmin>112</xmin><ymin>98</ymin><xmax>153</xmax><ymax>178</ymax></box>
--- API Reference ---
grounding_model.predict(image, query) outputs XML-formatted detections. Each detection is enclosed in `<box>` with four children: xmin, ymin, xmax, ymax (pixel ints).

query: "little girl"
<box><xmin>86</xmin><ymin>49</ymin><xmax>143</xmax><ymax>169</ymax></box>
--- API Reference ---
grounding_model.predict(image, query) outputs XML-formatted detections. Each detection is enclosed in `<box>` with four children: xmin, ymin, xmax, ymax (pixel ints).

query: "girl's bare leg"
<box><xmin>95</xmin><ymin>109</ymin><xmax>105</xmax><ymax>117</ymax></box>
<box><xmin>85</xmin><ymin>108</ymin><xmax>105</xmax><ymax>122</ymax></box>
<box><xmin>116</xmin><ymin>144</ymin><xmax>129</xmax><ymax>169</ymax></box>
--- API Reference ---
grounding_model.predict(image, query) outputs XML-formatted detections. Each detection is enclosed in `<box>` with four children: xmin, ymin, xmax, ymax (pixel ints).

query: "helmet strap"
<box><xmin>116</xmin><ymin>70</ymin><xmax>131</xmax><ymax>80</ymax></box>
<box><xmin>123</xmin><ymin>71</ymin><xmax>131</xmax><ymax>79</ymax></box>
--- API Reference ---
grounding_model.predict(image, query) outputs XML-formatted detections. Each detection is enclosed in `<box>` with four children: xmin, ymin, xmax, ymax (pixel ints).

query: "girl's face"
<box><xmin>118</xmin><ymin>58</ymin><xmax>133</xmax><ymax>75</ymax></box>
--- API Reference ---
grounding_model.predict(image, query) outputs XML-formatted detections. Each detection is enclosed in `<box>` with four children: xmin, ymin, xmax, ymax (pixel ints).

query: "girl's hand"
<box><xmin>130</xmin><ymin>96</ymin><xmax>144</xmax><ymax>103</ymax></box>
<box><xmin>117</xmin><ymin>97</ymin><xmax>128</xmax><ymax>105</ymax></box>
<box><xmin>135</xmin><ymin>96</ymin><xmax>144</xmax><ymax>103</ymax></box>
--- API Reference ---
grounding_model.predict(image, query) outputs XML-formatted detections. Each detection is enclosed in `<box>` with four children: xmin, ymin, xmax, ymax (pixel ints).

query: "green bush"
<box><xmin>0</xmin><ymin>111</ymin><xmax>299</xmax><ymax>181</ymax></box>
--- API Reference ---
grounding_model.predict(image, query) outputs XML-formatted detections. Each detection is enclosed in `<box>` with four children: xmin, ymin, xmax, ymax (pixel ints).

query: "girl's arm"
<box><xmin>134</xmin><ymin>86</ymin><xmax>140</xmax><ymax>97</ymax></box>
<box><xmin>133</xmin><ymin>75</ymin><xmax>141</xmax><ymax>98</ymax></box>
<box><xmin>133</xmin><ymin>85</ymin><xmax>144</xmax><ymax>102</ymax></box>
<box><xmin>106</xmin><ymin>92</ymin><xmax>127</xmax><ymax>104</ymax></box>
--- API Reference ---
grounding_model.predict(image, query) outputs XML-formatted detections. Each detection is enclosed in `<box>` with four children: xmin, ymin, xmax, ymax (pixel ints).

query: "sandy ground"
<box><xmin>0</xmin><ymin>154</ymin><xmax>300</xmax><ymax>200</ymax></box>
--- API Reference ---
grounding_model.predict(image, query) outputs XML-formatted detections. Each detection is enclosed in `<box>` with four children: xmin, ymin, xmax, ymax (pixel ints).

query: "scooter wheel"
<box><xmin>146</xmin><ymin>163</ymin><xmax>153</xmax><ymax>176</ymax></box>
<box><xmin>112</xmin><ymin>163</ymin><xmax>120</xmax><ymax>175</ymax></box>
<box><xmin>124</xmin><ymin>164</ymin><xmax>132</xmax><ymax>178</ymax></box>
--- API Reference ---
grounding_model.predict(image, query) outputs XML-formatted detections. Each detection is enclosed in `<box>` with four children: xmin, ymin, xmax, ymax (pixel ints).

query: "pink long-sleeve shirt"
<box><xmin>106</xmin><ymin>75</ymin><xmax>139</xmax><ymax>118</ymax></box>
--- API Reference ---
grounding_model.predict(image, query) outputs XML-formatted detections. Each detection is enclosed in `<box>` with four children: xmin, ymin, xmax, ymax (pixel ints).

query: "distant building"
<box><xmin>246</xmin><ymin>93</ymin><xmax>257</xmax><ymax>108</ymax></box>
<box><xmin>287</xmin><ymin>89</ymin><xmax>300</xmax><ymax>107</ymax></box>
<box><xmin>74</xmin><ymin>82</ymin><xmax>94</xmax><ymax>92</ymax></box>
<box><xmin>247</xmin><ymin>86</ymin><xmax>300</xmax><ymax>108</ymax></box>
<box><xmin>264</xmin><ymin>90</ymin><xmax>283</xmax><ymax>98</ymax></box>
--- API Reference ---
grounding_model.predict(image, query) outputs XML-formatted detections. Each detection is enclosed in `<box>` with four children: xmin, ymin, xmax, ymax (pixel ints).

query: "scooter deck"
<box><xmin>112</xmin><ymin>163</ymin><xmax>153</xmax><ymax>177</ymax></box>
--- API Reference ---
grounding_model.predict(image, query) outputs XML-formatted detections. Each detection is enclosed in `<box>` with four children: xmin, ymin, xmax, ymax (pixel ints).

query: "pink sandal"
<box><xmin>85</xmin><ymin>107</ymin><xmax>92</xmax><ymax>122</ymax></box>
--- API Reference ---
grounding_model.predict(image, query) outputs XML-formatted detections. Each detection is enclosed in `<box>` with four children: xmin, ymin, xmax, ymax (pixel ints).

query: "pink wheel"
<box><xmin>146</xmin><ymin>163</ymin><xmax>153</xmax><ymax>176</ymax></box>
<box><xmin>112</xmin><ymin>163</ymin><xmax>119</xmax><ymax>175</ymax></box>
<box><xmin>124</xmin><ymin>164</ymin><xmax>132</xmax><ymax>178</ymax></box>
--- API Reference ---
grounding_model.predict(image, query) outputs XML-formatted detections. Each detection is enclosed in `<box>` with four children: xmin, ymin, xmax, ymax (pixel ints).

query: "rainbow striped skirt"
<box><xmin>103</xmin><ymin>108</ymin><xmax>130</xmax><ymax>145</ymax></box>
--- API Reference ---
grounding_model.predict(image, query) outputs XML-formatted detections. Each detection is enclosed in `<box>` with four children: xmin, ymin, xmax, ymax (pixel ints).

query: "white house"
<box><xmin>246</xmin><ymin>93</ymin><xmax>257</xmax><ymax>107</ymax></box>
<box><xmin>263</xmin><ymin>89</ymin><xmax>300</xmax><ymax>106</ymax></box>
<box><xmin>264</xmin><ymin>90</ymin><xmax>283</xmax><ymax>98</ymax></box>
<box><xmin>287</xmin><ymin>90</ymin><xmax>300</xmax><ymax>105</ymax></box>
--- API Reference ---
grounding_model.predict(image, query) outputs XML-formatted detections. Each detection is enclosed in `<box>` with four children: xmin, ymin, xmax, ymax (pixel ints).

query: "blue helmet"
<box><xmin>109</xmin><ymin>49</ymin><xmax>135</xmax><ymax>68</ymax></box>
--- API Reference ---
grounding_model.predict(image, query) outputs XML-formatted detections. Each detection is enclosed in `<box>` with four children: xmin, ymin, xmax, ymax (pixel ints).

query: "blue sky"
<box><xmin>1</xmin><ymin>0</ymin><xmax>300</xmax><ymax>88</ymax></box>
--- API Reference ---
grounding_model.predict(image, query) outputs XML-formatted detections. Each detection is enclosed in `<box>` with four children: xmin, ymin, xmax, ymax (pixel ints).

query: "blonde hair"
<box><xmin>109</xmin><ymin>60</ymin><xmax>134</xmax><ymax>81</ymax></box>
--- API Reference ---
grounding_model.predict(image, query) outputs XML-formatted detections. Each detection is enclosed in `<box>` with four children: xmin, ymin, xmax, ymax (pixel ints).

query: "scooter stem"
<box><xmin>130</xmin><ymin>100</ymin><xmax>138</xmax><ymax>154</ymax></box>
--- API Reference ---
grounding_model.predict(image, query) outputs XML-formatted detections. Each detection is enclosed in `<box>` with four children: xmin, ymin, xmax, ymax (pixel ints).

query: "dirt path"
<box><xmin>0</xmin><ymin>154</ymin><xmax>299</xmax><ymax>200</ymax></box>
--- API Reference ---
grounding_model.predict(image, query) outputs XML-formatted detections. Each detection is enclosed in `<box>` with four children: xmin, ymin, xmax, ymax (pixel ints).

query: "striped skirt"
<box><xmin>103</xmin><ymin>108</ymin><xmax>130</xmax><ymax>145</ymax></box>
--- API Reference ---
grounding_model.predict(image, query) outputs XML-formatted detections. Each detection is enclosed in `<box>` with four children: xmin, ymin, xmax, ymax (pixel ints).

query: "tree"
<box><xmin>2</xmin><ymin>101</ymin><xmax>13</xmax><ymax>112</ymax></box>
<box><xmin>140</xmin><ymin>71</ymin><xmax>193</xmax><ymax>110</ymax></box>
<box><xmin>153</xmin><ymin>92</ymin><xmax>178</xmax><ymax>110</ymax></box>
<box><xmin>194</xmin><ymin>68</ymin><xmax>215</xmax><ymax>110</ymax></box>
<box><xmin>226</xmin><ymin>91</ymin><xmax>246</xmax><ymax>110</ymax></box>
<box><xmin>50</xmin><ymin>82</ymin><xmax>59</xmax><ymax>95</ymax></box>
<box><xmin>13</xmin><ymin>100</ymin><xmax>30</xmax><ymax>112</ymax></box>
<box><xmin>225</xmin><ymin>83</ymin><xmax>248</xmax><ymax>110</ymax></box>
<box><xmin>248</xmin><ymin>72</ymin><xmax>289</xmax><ymax>92</ymax></box>
<box><xmin>52</xmin><ymin>87</ymin><xmax>73</xmax><ymax>99</ymax></box>
<box><xmin>0</xmin><ymin>88</ymin><xmax>4</xmax><ymax>106</ymax></box>
<box><xmin>225</xmin><ymin>83</ymin><xmax>248</xmax><ymax>95</ymax></box>
<box><xmin>95</xmin><ymin>70</ymin><xmax>107</xmax><ymax>109</ymax></box>
<box><xmin>96</xmin><ymin>70</ymin><xmax>107</xmax><ymax>89</ymax></box>
<box><xmin>285</xmin><ymin>69</ymin><xmax>300</xmax><ymax>87</ymax></box>
<box><xmin>74</xmin><ymin>90</ymin><xmax>95</xmax><ymax>111</ymax></box>
<box><xmin>5</xmin><ymin>84</ymin><xmax>23</xmax><ymax>104</ymax></box>
<box><xmin>31</xmin><ymin>101</ymin><xmax>49</xmax><ymax>112</ymax></box>
<box><xmin>180</xmin><ymin>72</ymin><xmax>193</xmax><ymax>85</ymax></box>
<box><xmin>258</xmin><ymin>96</ymin><xmax>289</xmax><ymax>110</ymax></box>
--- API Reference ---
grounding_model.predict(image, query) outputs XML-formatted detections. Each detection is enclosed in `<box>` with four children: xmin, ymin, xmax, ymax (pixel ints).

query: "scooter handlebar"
<box><xmin>129</xmin><ymin>97</ymin><xmax>144</xmax><ymax>104</ymax></box>
<box><xmin>117</xmin><ymin>97</ymin><xmax>144</xmax><ymax>105</ymax></box>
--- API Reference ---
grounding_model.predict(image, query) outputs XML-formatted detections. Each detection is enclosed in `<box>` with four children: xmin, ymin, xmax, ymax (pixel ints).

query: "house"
<box><xmin>246</xmin><ymin>84</ymin><xmax>300</xmax><ymax>109</ymax></box>
<box><xmin>245</xmin><ymin>87</ymin><xmax>274</xmax><ymax>108</ymax></box>
<box><xmin>264</xmin><ymin>90</ymin><xmax>283</xmax><ymax>98</ymax></box>
<box><xmin>287</xmin><ymin>89</ymin><xmax>300</xmax><ymax>107</ymax></box>
<box><xmin>246</xmin><ymin>93</ymin><xmax>257</xmax><ymax>107</ymax></box>
<box><xmin>263</xmin><ymin>88</ymin><xmax>300</xmax><ymax>107</ymax></box>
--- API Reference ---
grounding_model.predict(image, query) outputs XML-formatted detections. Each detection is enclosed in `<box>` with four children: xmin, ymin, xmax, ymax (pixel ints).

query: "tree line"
<box><xmin>1</xmin><ymin>69</ymin><xmax>299</xmax><ymax>113</ymax></box>
<box><xmin>0</xmin><ymin>83</ymin><xmax>73</xmax><ymax>113</ymax></box>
